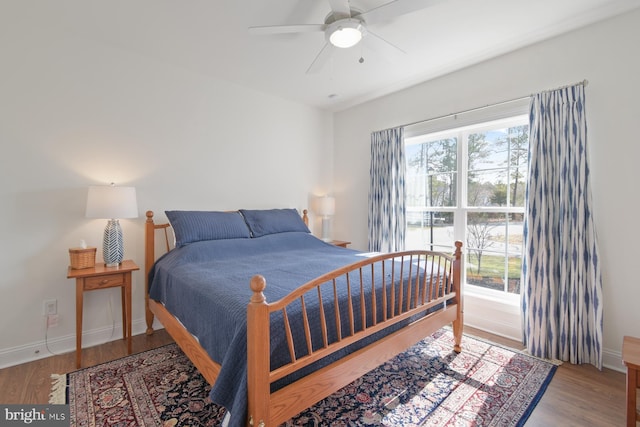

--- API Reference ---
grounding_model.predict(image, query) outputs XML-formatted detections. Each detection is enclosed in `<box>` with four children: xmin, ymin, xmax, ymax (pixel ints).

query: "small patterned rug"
<box><xmin>51</xmin><ymin>329</ymin><xmax>557</xmax><ymax>426</ymax></box>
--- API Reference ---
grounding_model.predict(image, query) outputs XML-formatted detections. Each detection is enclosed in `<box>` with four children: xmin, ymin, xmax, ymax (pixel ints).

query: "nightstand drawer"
<box><xmin>84</xmin><ymin>274</ymin><xmax>125</xmax><ymax>290</ymax></box>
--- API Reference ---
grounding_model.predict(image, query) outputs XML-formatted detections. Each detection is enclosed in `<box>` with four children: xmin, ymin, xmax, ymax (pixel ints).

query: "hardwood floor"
<box><xmin>0</xmin><ymin>327</ymin><xmax>628</xmax><ymax>426</ymax></box>
<box><xmin>0</xmin><ymin>330</ymin><xmax>174</xmax><ymax>405</ymax></box>
<box><xmin>466</xmin><ymin>327</ymin><xmax>628</xmax><ymax>427</ymax></box>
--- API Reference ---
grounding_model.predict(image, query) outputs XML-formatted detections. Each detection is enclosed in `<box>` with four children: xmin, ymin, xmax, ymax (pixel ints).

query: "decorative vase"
<box><xmin>103</xmin><ymin>219</ymin><xmax>123</xmax><ymax>267</ymax></box>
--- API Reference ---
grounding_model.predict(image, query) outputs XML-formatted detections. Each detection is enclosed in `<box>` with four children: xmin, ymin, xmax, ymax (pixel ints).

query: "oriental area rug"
<box><xmin>50</xmin><ymin>329</ymin><xmax>557</xmax><ymax>426</ymax></box>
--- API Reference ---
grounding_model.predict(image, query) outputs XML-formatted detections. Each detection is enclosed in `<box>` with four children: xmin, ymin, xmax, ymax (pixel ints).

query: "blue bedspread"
<box><xmin>149</xmin><ymin>232</ymin><xmax>376</xmax><ymax>427</ymax></box>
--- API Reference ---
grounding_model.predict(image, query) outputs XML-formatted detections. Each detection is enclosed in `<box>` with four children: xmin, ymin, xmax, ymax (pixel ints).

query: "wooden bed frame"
<box><xmin>144</xmin><ymin>210</ymin><xmax>463</xmax><ymax>427</ymax></box>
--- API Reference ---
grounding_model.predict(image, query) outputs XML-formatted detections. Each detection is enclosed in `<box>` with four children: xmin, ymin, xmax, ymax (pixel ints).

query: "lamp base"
<box><xmin>103</xmin><ymin>219</ymin><xmax>124</xmax><ymax>266</ymax></box>
<box><xmin>321</xmin><ymin>217</ymin><xmax>332</xmax><ymax>242</ymax></box>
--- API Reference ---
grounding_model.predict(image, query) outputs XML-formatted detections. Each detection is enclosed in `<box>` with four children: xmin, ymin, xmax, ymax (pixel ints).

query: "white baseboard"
<box><xmin>0</xmin><ymin>318</ymin><xmax>164</xmax><ymax>369</ymax></box>
<box><xmin>602</xmin><ymin>347</ymin><xmax>624</xmax><ymax>373</ymax></box>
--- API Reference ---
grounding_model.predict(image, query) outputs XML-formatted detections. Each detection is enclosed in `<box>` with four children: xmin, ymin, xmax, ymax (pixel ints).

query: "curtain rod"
<box><xmin>376</xmin><ymin>79</ymin><xmax>589</xmax><ymax>133</ymax></box>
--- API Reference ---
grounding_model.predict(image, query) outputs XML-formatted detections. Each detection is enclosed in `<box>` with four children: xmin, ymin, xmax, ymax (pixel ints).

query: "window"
<box><xmin>405</xmin><ymin>115</ymin><xmax>529</xmax><ymax>298</ymax></box>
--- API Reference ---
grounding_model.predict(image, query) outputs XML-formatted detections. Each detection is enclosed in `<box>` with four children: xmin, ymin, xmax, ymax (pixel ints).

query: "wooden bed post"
<box><xmin>452</xmin><ymin>241</ymin><xmax>464</xmax><ymax>353</ymax></box>
<box><xmin>145</xmin><ymin>210</ymin><xmax>172</xmax><ymax>336</ymax></box>
<box><xmin>247</xmin><ymin>275</ymin><xmax>270</xmax><ymax>427</ymax></box>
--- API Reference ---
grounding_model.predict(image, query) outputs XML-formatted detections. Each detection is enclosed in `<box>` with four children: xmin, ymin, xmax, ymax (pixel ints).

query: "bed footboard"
<box><xmin>247</xmin><ymin>242</ymin><xmax>463</xmax><ymax>427</ymax></box>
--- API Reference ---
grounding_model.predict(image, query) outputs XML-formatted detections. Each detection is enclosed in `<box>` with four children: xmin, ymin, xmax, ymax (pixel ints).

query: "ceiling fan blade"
<box><xmin>364</xmin><ymin>29</ymin><xmax>406</xmax><ymax>58</ymax></box>
<box><xmin>327</xmin><ymin>0</ymin><xmax>352</xmax><ymax>19</ymax></box>
<box><xmin>306</xmin><ymin>42</ymin><xmax>337</xmax><ymax>74</ymax></box>
<box><xmin>248</xmin><ymin>24</ymin><xmax>325</xmax><ymax>35</ymax></box>
<box><xmin>359</xmin><ymin>0</ymin><xmax>445</xmax><ymax>25</ymax></box>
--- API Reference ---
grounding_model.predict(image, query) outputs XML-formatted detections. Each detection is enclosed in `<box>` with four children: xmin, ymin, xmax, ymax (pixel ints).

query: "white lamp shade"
<box><xmin>318</xmin><ymin>196</ymin><xmax>336</xmax><ymax>217</ymax></box>
<box><xmin>86</xmin><ymin>185</ymin><xmax>138</xmax><ymax>219</ymax></box>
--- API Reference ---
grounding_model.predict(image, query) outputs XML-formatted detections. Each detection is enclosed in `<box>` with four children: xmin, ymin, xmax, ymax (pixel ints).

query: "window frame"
<box><xmin>405</xmin><ymin>112</ymin><xmax>529</xmax><ymax>305</ymax></box>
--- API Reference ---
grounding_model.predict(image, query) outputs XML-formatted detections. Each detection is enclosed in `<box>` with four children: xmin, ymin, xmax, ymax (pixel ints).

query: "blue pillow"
<box><xmin>239</xmin><ymin>208</ymin><xmax>310</xmax><ymax>238</ymax></box>
<box><xmin>165</xmin><ymin>210</ymin><xmax>251</xmax><ymax>247</ymax></box>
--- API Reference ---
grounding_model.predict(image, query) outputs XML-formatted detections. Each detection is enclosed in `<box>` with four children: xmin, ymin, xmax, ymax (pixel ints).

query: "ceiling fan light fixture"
<box><xmin>327</xmin><ymin>19</ymin><xmax>363</xmax><ymax>48</ymax></box>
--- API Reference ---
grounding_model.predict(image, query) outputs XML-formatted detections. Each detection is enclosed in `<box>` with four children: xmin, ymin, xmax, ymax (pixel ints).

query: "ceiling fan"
<box><xmin>249</xmin><ymin>0</ymin><xmax>444</xmax><ymax>73</ymax></box>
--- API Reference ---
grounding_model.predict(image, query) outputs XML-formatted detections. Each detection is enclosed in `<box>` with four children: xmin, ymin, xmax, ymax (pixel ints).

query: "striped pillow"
<box><xmin>165</xmin><ymin>210</ymin><xmax>251</xmax><ymax>248</ymax></box>
<box><xmin>239</xmin><ymin>208</ymin><xmax>309</xmax><ymax>238</ymax></box>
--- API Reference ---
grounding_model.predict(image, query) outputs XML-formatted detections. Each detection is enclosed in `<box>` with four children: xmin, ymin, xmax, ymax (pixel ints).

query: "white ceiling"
<box><xmin>14</xmin><ymin>0</ymin><xmax>640</xmax><ymax>111</ymax></box>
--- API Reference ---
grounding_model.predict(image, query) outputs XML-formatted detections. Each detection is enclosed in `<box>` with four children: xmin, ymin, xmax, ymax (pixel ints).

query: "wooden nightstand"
<box><xmin>330</xmin><ymin>240</ymin><xmax>351</xmax><ymax>248</ymax></box>
<box><xmin>67</xmin><ymin>260</ymin><xmax>139</xmax><ymax>368</ymax></box>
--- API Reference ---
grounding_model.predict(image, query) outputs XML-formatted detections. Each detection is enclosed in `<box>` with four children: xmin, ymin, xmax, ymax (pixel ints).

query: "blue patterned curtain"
<box><xmin>368</xmin><ymin>127</ymin><xmax>406</xmax><ymax>252</ymax></box>
<box><xmin>522</xmin><ymin>84</ymin><xmax>603</xmax><ymax>369</ymax></box>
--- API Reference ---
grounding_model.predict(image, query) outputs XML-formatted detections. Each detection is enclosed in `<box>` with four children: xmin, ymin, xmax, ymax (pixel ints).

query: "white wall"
<box><xmin>0</xmin><ymin>15</ymin><xmax>333</xmax><ymax>367</ymax></box>
<box><xmin>333</xmin><ymin>10</ymin><xmax>640</xmax><ymax>370</ymax></box>
<box><xmin>2</xmin><ymin>6</ymin><xmax>638</xmax><ymax>373</ymax></box>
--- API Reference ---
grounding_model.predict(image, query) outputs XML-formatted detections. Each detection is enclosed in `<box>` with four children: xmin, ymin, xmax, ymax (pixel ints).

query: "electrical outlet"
<box><xmin>44</xmin><ymin>299</ymin><xmax>57</xmax><ymax>316</ymax></box>
<box><xmin>47</xmin><ymin>314</ymin><xmax>59</xmax><ymax>328</ymax></box>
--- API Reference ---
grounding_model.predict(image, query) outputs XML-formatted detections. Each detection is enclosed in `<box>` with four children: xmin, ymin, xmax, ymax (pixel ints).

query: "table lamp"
<box><xmin>85</xmin><ymin>183</ymin><xmax>138</xmax><ymax>267</ymax></box>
